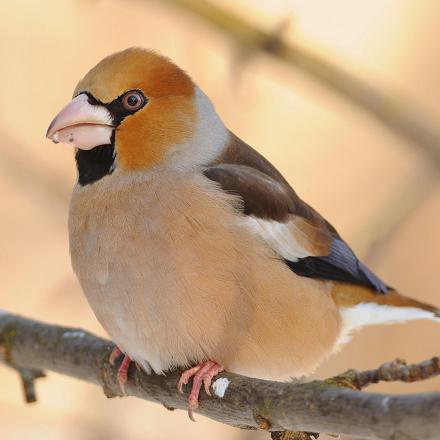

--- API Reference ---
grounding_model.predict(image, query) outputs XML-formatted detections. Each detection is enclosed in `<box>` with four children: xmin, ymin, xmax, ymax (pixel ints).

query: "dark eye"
<box><xmin>122</xmin><ymin>91</ymin><xmax>145</xmax><ymax>111</ymax></box>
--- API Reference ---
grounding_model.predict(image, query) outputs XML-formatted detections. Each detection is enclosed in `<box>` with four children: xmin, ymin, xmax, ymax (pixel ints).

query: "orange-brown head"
<box><xmin>46</xmin><ymin>48</ymin><xmax>228</xmax><ymax>185</ymax></box>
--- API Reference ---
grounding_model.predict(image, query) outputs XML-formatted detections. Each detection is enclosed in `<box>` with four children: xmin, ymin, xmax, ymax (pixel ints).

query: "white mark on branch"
<box><xmin>212</xmin><ymin>377</ymin><xmax>230</xmax><ymax>398</ymax></box>
<box><xmin>63</xmin><ymin>330</ymin><xmax>86</xmax><ymax>339</ymax></box>
<box><xmin>381</xmin><ymin>396</ymin><xmax>391</xmax><ymax>412</ymax></box>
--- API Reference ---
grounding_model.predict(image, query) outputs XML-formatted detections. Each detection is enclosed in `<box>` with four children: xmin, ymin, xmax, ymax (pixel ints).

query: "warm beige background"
<box><xmin>1</xmin><ymin>1</ymin><xmax>439</xmax><ymax>439</ymax></box>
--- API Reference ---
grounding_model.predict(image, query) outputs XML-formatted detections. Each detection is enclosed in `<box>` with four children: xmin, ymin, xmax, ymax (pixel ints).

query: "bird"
<box><xmin>46</xmin><ymin>47</ymin><xmax>439</xmax><ymax>419</ymax></box>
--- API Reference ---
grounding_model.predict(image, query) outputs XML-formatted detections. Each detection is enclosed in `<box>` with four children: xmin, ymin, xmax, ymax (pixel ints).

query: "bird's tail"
<box><xmin>332</xmin><ymin>283</ymin><xmax>440</xmax><ymax>334</ymax></box>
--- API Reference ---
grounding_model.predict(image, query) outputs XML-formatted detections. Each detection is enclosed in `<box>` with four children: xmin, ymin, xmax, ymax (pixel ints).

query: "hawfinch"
<box><xmin>46</xmin><ymin>48</ymin><xmax>439</xmax><ymax>418</ymax></box>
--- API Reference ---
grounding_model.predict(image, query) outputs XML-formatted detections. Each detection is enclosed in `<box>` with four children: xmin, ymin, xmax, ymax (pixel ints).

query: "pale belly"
<box><xmin>68</xmin><ymin>173</ymin><xmax>342</xmax><ymax>379</ymax></box>
<box><xmin>70</xmin><ymin>221</ymin><xmax>244</xmax><ymax>374</ymax></box>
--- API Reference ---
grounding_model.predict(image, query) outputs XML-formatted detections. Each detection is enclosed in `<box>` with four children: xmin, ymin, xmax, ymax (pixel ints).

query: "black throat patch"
<box><xmin>74</xmin><ymin>90</ymin><xmax>148</xmax><ymax>186</ymax></box>
<box><xmin>75</xmin><ymin>144</ymin><xmax>115</xmax><ymax>186</ymax></box>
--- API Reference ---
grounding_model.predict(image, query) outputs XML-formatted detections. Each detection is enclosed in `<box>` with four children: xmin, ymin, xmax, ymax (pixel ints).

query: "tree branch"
<box><xmin>1</xmin><ymin>311</ymin><xmax>439</xmax><ymax>439</ymax></box>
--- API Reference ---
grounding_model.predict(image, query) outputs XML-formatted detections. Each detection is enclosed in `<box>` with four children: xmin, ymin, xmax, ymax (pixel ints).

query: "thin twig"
<box><xmin>16</xmin><ymin>368</ymin><xmax>46</xmax><ymax>403</ymax></box>
<box><xmin>329</xmin><ymin>357</ymin><xmax>440</xmax><ymax>390</ymax></box>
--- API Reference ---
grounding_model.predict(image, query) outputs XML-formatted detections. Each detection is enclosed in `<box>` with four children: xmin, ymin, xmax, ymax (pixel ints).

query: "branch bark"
<box><xmin>1</xmin><ymin>311</ymin><xmax>439</xmax><ymax>439</ymax></box>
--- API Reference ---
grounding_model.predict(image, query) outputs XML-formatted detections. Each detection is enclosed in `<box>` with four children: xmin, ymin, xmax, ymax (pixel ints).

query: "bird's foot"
<box><xmin>109</xmin><ymin>346</ymin><xmax>123</xmax><ymax>366</ymax></box>
<box><xmin>109</xmin><ymin>345</ymin><xmax>132</xmax><ymax>394</ymax></box>
<box><xmin>178</xmin><ymin>360</ymin><xmax>224</xmax><ymax>421</ymax></box>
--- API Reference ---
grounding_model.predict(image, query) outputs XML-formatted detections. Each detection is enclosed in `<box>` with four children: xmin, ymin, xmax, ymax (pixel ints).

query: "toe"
<box><xmin>203</xmin><ymin>363</ymin><xmax>224</xmax><ymax>396</ymax></box>
<box><xmin>188</xmin><ymin>404</ymin><xmax>197</xmax><ymax>422</ymax></box>
<box><xmin>178</xmin><ymin>361</ymin><xmax>224</xmax><ymax>421</ymax></box>
<box><xmin>187</xmin><ymin>393</ymin><xmax>201</xmax><ymax>422</ymax></box>
<box><xmin>117</xmin><ymin>367</ymin><xmax>128</xmax><ymax>395</ymax></box>
<box><xmin>178</xmin><ymin>364</ymin><xmax>202</xmax><ymax>393</ymax></box>
<box><xmin>203</xmin><ymin>376</ymin><xmax>212</xmax><ymax>396</ymax></box>
<box><xmin>118</xmin><ymin>375</ymin><xmax>127</xmax><ymax>395</ymax></box>
<box><xmin>109</xmin><ymin>346</ymin><xmax>123</xmax><ymax>366</ymax></box>
<box><xmin>116</xmin><ymin>354</ymin><xmax>132</xmax><ymax>395</ymax></box>
<box><xmin>177</xmin><ymin>377</ymin><xmax>187</xmax><ymax>394</ymax></box>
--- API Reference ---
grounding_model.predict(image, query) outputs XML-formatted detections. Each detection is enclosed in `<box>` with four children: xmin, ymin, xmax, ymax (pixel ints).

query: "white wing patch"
<box><xmin>244</xmin><ymin>216</ymin><xmax>311</xmax><ymax>261</ymax></box>
<box><xmin>337</xmin><ymin>303</ymin><xmax>439</xmax><ymax>346</ymax></box>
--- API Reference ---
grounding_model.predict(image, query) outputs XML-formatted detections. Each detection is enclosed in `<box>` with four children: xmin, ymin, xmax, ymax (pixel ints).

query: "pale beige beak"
<box><xmin>46</xmin><ymin>94</ymin><xmax>114</xmax><ymax>150</ymax></box>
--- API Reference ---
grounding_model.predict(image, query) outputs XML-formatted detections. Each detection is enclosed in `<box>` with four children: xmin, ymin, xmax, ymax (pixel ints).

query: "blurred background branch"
<box><xmin>1</xmin><ymin>311</ymin><xmax>440</xmax><ymax>440</ymax></box>
<box><xmin>157</xmin><ymin>0</ymin><xmax>440</xmax><ymax>167</ymax></box>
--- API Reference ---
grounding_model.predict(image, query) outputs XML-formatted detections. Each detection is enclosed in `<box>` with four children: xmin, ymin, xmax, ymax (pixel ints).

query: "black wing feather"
<box><xmin>286</xmin><ymin>239</ymin><xmax>389</xmax><ymax>293</ymax></box>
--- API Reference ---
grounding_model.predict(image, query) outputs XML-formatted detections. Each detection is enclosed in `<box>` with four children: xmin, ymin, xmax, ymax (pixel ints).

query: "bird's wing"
<box><xmin>204</xmin><ymin>132</ymin><xmax>388</xmax><ymax>293</ymax></box>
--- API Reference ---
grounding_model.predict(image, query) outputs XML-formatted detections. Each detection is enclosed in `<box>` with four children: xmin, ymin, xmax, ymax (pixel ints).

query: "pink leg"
<box><xmin>178</xmin><ymin>360</ymin><xmax>224</xmax><ymax>421</ymax></box>
<box><xmin>117</xmin><ymin>354</ymin><xmax>132</xmax><ymax>394</ymax></box>
<box><xmin>108</xmin><ymin>345</ymin><xmax>132</xmax><ymax>394</ymax></box>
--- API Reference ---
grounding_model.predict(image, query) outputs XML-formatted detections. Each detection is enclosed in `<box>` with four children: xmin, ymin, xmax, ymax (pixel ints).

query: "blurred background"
<box><xmin>1</xmin><ymin>1</ymin><xmax>440</xmax><ymax>439</ymax></box>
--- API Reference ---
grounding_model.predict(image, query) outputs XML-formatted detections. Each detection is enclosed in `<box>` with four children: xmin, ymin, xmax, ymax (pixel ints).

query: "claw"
<box><xmin>178</xmin><ymin>360</ymin><xmax>224</xmax><ymax>420</ymax></box>
<box><xmin>178</xmin><ymin>364</ymin><xmax>202</xmax><ymax>393</ymax></box>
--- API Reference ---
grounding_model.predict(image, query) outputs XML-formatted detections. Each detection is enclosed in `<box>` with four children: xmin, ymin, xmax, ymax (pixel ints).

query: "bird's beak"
<box><xmin>46</xmin><ymin>93</ymin><xmax>114</xmax><ymax>150</ymax></box>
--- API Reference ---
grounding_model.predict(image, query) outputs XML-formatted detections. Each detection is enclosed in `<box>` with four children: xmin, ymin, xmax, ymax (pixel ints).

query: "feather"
<box><xmin>205</xmin><ymin>132</ymin><xmax>389</xmax><ymax>293</ymax></box>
